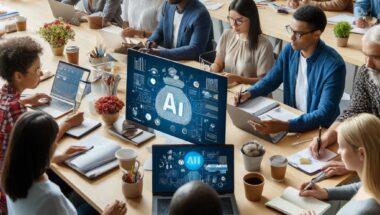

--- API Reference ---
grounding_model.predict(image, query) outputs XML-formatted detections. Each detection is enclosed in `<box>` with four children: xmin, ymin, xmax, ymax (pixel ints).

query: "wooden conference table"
<box><xmin>1</xmin><ymin>0</ymin><xmax>353</xmax><ymax>214</ymax></box>
<box><xmin>207</xmin><ymin>0</ymin><xmax>364</xmax><ymax>67</ymax></box>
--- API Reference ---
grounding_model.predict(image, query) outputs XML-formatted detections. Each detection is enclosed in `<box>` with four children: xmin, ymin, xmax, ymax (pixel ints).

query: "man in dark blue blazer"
<box><xmin>143</xmin><ymin>0</ymin><xmax>214</xmax><ymax>61</ymax></box>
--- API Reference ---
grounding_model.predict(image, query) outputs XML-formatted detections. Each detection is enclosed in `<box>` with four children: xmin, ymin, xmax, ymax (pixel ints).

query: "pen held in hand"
<box><xmin>317</xmin><ymin>126</ymin><xmax>322</xmax><ymax>156</ymax></box>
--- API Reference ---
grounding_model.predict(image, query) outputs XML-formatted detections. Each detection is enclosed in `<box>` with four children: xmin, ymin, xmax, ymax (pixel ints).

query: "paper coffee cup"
<box><xmin>243</xmin><ymin>172</ymin><xmax>265</xmax><ymax>202</ymax></box>
<box><xmin>115</xmin><ymin>148</ymin><xmax>137</xmax><ymax>170</ymax></box>
<box><xmin>66</xmin><ymin>46</ymin><xmax>79</xmax><ymax>65</ymax></box>
<box><xmin>270</xmin><ymin>155</ymin><xmax>288</xmax><ymax>182</ymax></box>
<box><xmin>16</xmin><ymin>16</ymin><xmax>27</xmax><ymax>31</ymax></box>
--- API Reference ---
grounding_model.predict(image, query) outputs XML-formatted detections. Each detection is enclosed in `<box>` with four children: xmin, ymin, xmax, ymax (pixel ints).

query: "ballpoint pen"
<box><xmin>237</xmin><ymin>85</ymin><xmax>243</xmax><ymax>105</ymax></box>
<box><xmin>317</xmin><ymin>126</ymin><xmax>322</xmax><ymax>156</ymax></box>
<box><xmin>303</xmin><ymin>171</ymin><xmax>327</xmax><ymax>191</ymax></box>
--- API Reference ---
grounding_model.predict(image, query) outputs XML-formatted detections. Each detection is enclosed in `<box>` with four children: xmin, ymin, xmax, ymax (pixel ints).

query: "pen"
<box><xmin>237</xmin><ymin>85</ymin><xmax>243</xmax><ymax>106</ymax></box>
<box><xmin>303</xmin><ymin>171</ymin><xmax>327</xmax><ymax>191</ymax></box>
<box><xmin>291</xmin><ymin>138</ymin><xmax>313</xmax><ymax>146</ymax></box>
<box><xmin>317</xmin><ymin>126</ymin><xmax>322</xmax><ymax>156</ymax></box>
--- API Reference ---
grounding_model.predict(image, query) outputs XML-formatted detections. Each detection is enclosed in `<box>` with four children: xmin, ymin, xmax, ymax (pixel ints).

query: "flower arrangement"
<box><xmin>95</xmin><ymin>96</ymin><xmax>124</xmax><ymax>114</ymax></box>
<box><xmin>38</xmin><ymin>19</ymin><xmax>75</xmax><ymax>48</ymax></box>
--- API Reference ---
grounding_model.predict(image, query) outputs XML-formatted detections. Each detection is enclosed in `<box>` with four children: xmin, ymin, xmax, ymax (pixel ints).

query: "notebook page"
<box><xmin>288</xmin><ymin>148</ymin><xmax>337</xmax><ymax>174</ymax></box>
<box><xmin>65</xmin><ymin>117</ymin><xmax>100</xmax><ymax>137</ymax></box>
<box><xmin>265</xmin><ymin>196</ymin><xmax>304</xmax><ymax>215</ymax></box>
<box><xmin>69</xmin><ymin>135</ymin><xmax>120</xmax><ymax>173</ymax></box>
<box><xmin>281</xmin><ymin>187</ymin><xmax>331</xmax><ymax>215</ymax></box>
<box><xmin>259</xmin><ymin>107</ymin><xmax>299</xmax><ymax>121</ymax></box>
<box><xmin>239</xmin><ymin>96</ymin><xmax>279</xmax><ymax>116</ymax></box>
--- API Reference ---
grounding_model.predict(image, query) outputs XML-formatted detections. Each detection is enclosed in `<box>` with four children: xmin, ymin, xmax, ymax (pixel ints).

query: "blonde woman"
<box><xmin>299</xmin><ymin>113</ymin><xmax>380</xmax><ymax>215</ymax></box>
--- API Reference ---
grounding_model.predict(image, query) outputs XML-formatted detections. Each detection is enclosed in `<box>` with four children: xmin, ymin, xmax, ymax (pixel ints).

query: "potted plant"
<box><xmin>241</xmin><ymin>140</ymin><xmax>266</xmax><ymax>172</ymax></box>
<box><xmin>95</xmin><ymin>96</ymin><xmax>124</xmax><ymax>126</ymax></box>
<box><xmin>333</xmin><ymin>21</ymin><xmax>352</xmax><ymax>47</ymax></box>
<box><xmin>38</xmin><ymin>19</ymin><xmax>75</xmax><ymax>56</ymax></box>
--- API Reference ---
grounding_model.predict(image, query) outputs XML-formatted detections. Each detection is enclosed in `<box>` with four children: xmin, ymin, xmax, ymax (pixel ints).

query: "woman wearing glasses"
<box><xmin>210</xmin><ymin>0</ymin><xmax>274</xmax><ymax>86</ymax></box>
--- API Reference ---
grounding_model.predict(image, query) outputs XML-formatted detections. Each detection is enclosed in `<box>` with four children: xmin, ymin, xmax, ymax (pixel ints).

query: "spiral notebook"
<box><xmin>288</xmin><ymin>148</ymin><xmax>337</xmax><ymax>175</ymax></box>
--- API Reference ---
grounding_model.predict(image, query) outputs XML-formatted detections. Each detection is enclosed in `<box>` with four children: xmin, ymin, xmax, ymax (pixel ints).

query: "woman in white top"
<box><xmin>121</xmin><ymin>0</ymin><xmax>164</xmax><ymax>38</ymax></box>
<box><xmin>1</xmin><ymin>112</ymin><xmax>127</xmax><ymax>215</ymax></box>
<box><xmin>211</xmin><ymin>0</ymin><xmax>274</xmax><ymax>85</ymax></box>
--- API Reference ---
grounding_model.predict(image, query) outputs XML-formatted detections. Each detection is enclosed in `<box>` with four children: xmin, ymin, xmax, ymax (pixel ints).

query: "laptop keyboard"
<box><xmin>50</xmin><ymin>98</ymin><xmax>73</xmax><ymax>111</ymax></box>
<box><xmin>220</xmin><ymin>197</ymin><xmax>234</xmax><ymax>215</ymax></box>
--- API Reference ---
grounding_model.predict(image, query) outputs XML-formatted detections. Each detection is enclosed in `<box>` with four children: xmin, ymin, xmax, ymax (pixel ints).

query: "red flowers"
<box><xmin>95</xmin><ymin>96</ymin><xmax>124</xmax><ymax>114</ymax></box>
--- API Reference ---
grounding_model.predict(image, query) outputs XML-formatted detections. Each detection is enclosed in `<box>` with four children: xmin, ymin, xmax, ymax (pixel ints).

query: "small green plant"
<box><xmin>38</xmin><ymin>19</ymin><xmax>75</xmax><ymax>48</ymax></box>
<box><xmin>333</xmin><ymin>21</ymin><xmax>352</xmax><ymax>38</ymax></box>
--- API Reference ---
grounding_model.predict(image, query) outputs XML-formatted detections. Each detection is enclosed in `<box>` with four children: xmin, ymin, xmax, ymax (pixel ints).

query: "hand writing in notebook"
<box><xmin>233</xmin><ymin>91</ymin><xmax>251</xmax><ymax>106</ymax></box>
<box><xmin>299</xmin><ymin>181</ymin><xmax>328</xmax><ymax>201</ymax></box>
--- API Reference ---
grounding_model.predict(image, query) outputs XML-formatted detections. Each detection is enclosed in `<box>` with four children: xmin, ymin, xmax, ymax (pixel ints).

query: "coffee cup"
<box><xmin>270</xmin><ymin>155</ymin><xmax>288</xmax><ymax>182</ymax></box>
<box><xmin>88</xmin><ymin>16</ymin><xmax>103</xmax><ymax>29</ymax></box>
<box><xmin>243</xmin><ymin>172</ymin><xmax>265</xmax><ymax>202</ymax></box>
<box><xmin>66</xmin><ymin>46</ymin><xmax>79</xmax><ymax>65</ymax></box>
<box><xmin>16</xmin><ymin>16</ymin><xmax>27</xmax><ymax>31</ymax></box>
<box><xmin>115</xmin><ymin>148</ymin><xmax>138</xmax><ymax>171</ymax></box>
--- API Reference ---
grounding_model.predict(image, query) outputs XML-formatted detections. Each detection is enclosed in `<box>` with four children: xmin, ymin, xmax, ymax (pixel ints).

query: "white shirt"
<box><xmin>7</xmin><ymin>180</ymin><xmax>77</xmax><ymax>215</ymax></box>
<box><xmin>172</xmin><ymin>10</ymin><xmax>184</xmax><ymax>48</ymax></box>
<box><xmin>121</xmin><ymin>0</ymin><xmax>164</xmax><ymax>32</ymax></box>
<box><xmin>295</xmin><ymin>54</ymin><xmax>308</xmax><ymax>112</ymax></box>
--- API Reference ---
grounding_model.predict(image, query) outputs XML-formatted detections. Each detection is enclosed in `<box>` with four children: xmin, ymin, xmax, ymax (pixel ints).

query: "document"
<box><xmin>266</xmin><ymin>187</ymin><xmax>331</xmax><ymax>215</ymax></box>
<box><xmin>64</xmin><ymin>134</ymin><xmax>121</xmax><ymax>178</ymax></box>
<box><xmin>288</xmin><ymin>148</ymin><xmax>337</xmax><ymax>175</ymax></box>
<box><xmin>239</xmin><ymin>96</ymin><xmax>280</xmax><ymax>116</ymax></box>
<box><xmin>327</xmin><ymin>14</ymin><xmax>369</xmax><ymax>35</ymax></box>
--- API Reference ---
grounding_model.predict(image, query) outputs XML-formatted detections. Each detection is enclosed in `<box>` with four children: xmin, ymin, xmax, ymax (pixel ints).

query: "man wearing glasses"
<box><xmin>235</xmin><ymin>5</ymin><xmax>346</xmax><ymax>134</ymax></box>
<box><xmin>309</xmin><ymin>25</ymin><xmax>380</xmax><ymax>178</ymax></box>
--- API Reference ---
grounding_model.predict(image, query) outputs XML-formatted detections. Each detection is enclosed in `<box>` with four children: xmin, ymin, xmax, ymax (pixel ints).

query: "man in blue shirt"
<box><xmin>354</xmin><ymin>0</ymin><xmax>380</xmax><ymax>28</ymax></box>
<box><xmin>142</xmin><ymin>0</ymin><xmax>214</xmax><ymax>61</ymax></box>
<box><xmin>235</xmin><ymin>5</ymin><xmax>346</xmax><ymax>134</ymax></box>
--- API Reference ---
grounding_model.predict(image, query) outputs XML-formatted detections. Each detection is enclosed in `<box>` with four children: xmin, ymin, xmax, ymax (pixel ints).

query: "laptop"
<box><xmin>227</xmin><ymin>104</ymin><xmax>287</xmax><ymax>143</ymax></box>
<box><xmin>152</xmin><ymin>144</ymin><xmax>239</xmax><ymax>215</ymax></box>
<box><xmin>47</xmin><ymin>0</ymin><xmax>81</xmax><ymax>26</ymax></box>
<box><xmin>34</xmin><ymin>61</ymin><xmax>90</xmax><ymax>119</ymax></box>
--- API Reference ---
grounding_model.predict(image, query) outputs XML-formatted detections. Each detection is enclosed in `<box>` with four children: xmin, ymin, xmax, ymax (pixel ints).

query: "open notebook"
<box><xmin>266</xmin><ymin>187</ymin><xmax>331</xmax><ymax>215</ymax></box>
<box><xmin>288</xmin><ymin>148</ymin><xmax>337</xmax><ymax>175</ymax></box>
<box><xmin>64</xmin><ymin>134</ymin><xmax>121</xmax><ymax>179</ymax></box>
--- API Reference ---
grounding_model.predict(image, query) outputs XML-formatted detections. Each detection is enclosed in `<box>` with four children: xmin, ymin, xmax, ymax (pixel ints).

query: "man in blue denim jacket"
<box><xmin>354</xmin><ymin>0</ymin><xmax>380</xmax><ymax>28</ymax></box>
<box><xmin>235</xmin><ymin>5</ymin><xmax>346</xmax><ymax>134</ymax></box>
<box><xmin>143</xmin><ymin>0</ymin><xmax>214</xmax><ymax>61</ymax></box>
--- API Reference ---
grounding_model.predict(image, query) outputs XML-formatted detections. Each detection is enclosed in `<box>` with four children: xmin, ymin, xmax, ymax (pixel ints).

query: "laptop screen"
<box><xmin>152</xmin><ymin>144</ymin><xmax>234</xmax><ymax>195</ymax></box>
<box><xmin>51</xmin><ymin>61</ymin><xmax>89</xmax><ymax>102</ymax></box>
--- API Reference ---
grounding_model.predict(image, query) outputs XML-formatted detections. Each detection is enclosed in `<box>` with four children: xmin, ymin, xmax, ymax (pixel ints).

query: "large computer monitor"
<box><xmin>126</xmin><ymin>49</ymin><xmax>227</xmax><ymax>145</ymax></box>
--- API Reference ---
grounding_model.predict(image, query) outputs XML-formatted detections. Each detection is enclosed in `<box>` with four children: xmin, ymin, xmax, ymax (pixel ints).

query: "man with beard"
<box><xmin>142</xmin><ymin>0</ymin><xmax>213</xmax><ymax>61</ymax></box>
<box><xmin>310</xmin><ymin>25</ymin><xmax>380</xmax><ymax>177</ymax></box>
<box><xmin>234</xmin><ymin>5</ymin><xmax>346</xmax><ymax>134</ymax></box>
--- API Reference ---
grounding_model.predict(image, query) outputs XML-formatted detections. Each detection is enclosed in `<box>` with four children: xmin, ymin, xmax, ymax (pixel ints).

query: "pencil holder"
<box><xmin>89</xmin><ymin>56</ymin><xmax>108</xmax><ymax>65</ymax></box>
<box><xmin>122</xmin><ymin>169</ymin><xmax>144</xmax><ymax>199</ymax></box>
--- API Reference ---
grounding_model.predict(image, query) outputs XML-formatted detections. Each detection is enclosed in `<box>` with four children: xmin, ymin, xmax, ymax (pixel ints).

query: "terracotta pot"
<box><xmin>336</xmin><ymin>37</ymin><xmax>349</xmax><ymax>47</ymax></box>
<box><xmin>101</xmin><ymin>112</ymin><xmax>119</xmax><ymax>126</ymax></box>
<box><xmin>51</xmin><ymin>45</ymin><xmax>65</xmax><ymax>56</ymax></box>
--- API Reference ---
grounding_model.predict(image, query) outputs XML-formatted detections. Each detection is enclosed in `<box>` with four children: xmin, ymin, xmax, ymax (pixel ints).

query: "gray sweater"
<box><xmin>326</xmin><ymin>182</ymin><xmax>380</xmax><ymax>215</ymax></box>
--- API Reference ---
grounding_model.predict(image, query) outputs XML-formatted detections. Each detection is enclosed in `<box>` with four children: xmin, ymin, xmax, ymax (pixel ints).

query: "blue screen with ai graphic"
<box><xmin>126</xmin><ymin>49</ymin><xmax>227</xmax><ymax>145</ymax></box>
<box><xmin>152</xmin><ymin>145</ymin><xmax>234</xmax><ymax>194</ymax></box>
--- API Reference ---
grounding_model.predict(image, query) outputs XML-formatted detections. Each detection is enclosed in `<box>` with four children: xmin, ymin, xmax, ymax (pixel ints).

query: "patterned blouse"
<box><xmin>338</xmin><ymin>65</ymin><xmax>380</xmax><ymax>121</ymax></box>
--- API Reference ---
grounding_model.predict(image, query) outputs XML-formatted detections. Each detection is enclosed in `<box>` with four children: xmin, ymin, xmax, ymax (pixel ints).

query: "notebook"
<box><xmin>34</xmin><ymin>61</ymin><xmax>90</xmax><ymax>119</ymax></box>
<box><xmin>327</xmin><ymin>14</ymin><xmax>369</xmax><ymax>35</ymax></box>
<box><xmin>266</xmin><ymin>187</ymin><xmax>331</xmax><ymax>215</ymax></box>
<box><xmin>64</xmin><ymin>134</ymin><xmax>121</xmax><ymax>179</ymax></box>
<box><xmin>47</xmin><ymin>0</ymin><xmax>80</xmax><ymax>26</ymax></box>
<box><xmin>288</xmin><ymin>148</ymin><xmax>337</xmax><ymax>175</ymax></box>
<box><xmin>152</xmin><ymin>144</ymin><xmax>239</xmax><ymax>215</ymax></box>
<box><xmin>65</xmin><ymin>117</ymin><xmax>101</xmax><ymax>138</ymax></box>
<box><xmin>238</xmin><ymin>96</ymin><xmax>279</xmax><ymax>116</ymax></box>
<box><xmin>0</xmin><ymin>5</ymin><xmax>19</xmax><ymax>20</ymax></box>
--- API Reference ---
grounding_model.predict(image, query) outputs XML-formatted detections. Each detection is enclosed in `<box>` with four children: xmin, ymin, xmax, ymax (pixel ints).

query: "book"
<box><xmin>238</xmin><ymin>96</ymin><xmax>280</xmax><ymax>116</ymax></box>
<box><xmin>0</xmin><ymin>5</ymin><xmax>19</xmax><ymax>20</ymax></box>
<box><xmin>65</xmin><ymin>117</ymin><xmax>101</xmax><ymax>138</ymax></box>
<box><xmin>288</xmin><ymin>148</ymin><xmax>337</xmax><ymax>175</ymax></box>
<box><xmin>266</xmin><ymin>187</ymin><xmax>331</xmax><ymax>215</ymax></box>
<box><xmin>64</xmin><ymin>134</ymin><xmax>121</xmax><ymax>179</ymax></box>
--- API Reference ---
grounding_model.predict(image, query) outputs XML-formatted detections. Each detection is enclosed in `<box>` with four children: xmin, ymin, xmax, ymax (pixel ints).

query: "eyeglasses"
<box><xmin>285</xmin><ymin>25</ymin><xmax>317</xmax><ymax>40</ymax></box>
<box><xmin>227</xmin><ymin>16</ymin><xmax>248</xmax><ymax>26</ymax></box>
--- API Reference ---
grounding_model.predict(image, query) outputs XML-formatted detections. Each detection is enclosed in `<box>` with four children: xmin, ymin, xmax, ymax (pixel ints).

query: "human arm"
<box><xmin>287</xmin><ymin>0</ymin><xmax>300</xmax><ymax>9</ymax></box>
<box><xmin>61</xmin><ymin>0</ymin><xmax>80</xmax><ymax>6</ymax></box>
<box><xmin>325</xmin><ymin>182</ymin><xmax>361</xmax><ymax>201</ymax></box>
<box><xmin>354</xmin><ymin>0</ymin><xmax>371</xmax><ymax>17</ymax></box>
<box><xmin>20</xmin><ymin>93</ymin><xmax>51</xmax><ymax>107</ymax></box>
<box><xmin>147</xmin><ymin>2</ymin><xmax>166</xmax><ymax>46</ymax></box>
<box><xmin>302</xmin><ymin>0</ymin><xmax>350</xmax><ymax>11</ymax></box>
<box><xmin>299</xmin><ymin>182</ymin><xmax>329</xmax><ymax>200</ymax></box>
<box><xmin>56</xmin><ymin>112</ymin><xmax>84</xmax><ymax>141</ymax></box>
<box><xmin>122</xmin><ymin>28</ymin><xmax>152</xmax><ymax>38</ymax></box>
<box><xmin>102</xmin><ymin>0</ymin><xmax>122</xmax><ymax>24</ymax></box>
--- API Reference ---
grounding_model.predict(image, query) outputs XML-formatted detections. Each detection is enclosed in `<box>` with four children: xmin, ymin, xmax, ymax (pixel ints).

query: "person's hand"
<box><xmin>21</xmin><ymin>93</ymin><xmax>51</xmax><ymax>107</ymax></box>
<box><xmin>321</xmin><ymin>161</ymin><xmax>352</xmax><ymax>178</ymax></box>
<box><xmin>355</xmin><ymin>17</ymin><xmax>368</xmax><ymax>28</ymax></box>
<box><xmin>63</xmin><ymin>112</ymin><xmax>84</xmax><ymax>129</ymax></box>
<box><xmin>248</xmin><ymin>119</ymin><xmax>289</xmax><ymax>134</ymax></box>
<box><xmin>144</xmin><ymin>40</ymin><xmax>157</xmax><ymax>49</ymax></box>
<box><xmin>102</xmin><ymin>200</ymin><xmax>127</xmax><ymax>215</ymax></box>
<box><xmin>287</xmin><ymin>0</ymin><xmax>299</xmax><ymax>9</ymax></box>
<box><xmin>52</xmin><ymin>145</ymin><xmax>89</xmax><ymax>163</ymax></box>
<box><xmin>233</xmin><ymin>91</ymin><xmax>251</xmax><ymax>106</ymax></box>
<box><xmin>121</xmin><ymin>27</ymin><xmax>139</xmax><ymax>38</ymax></box>
<box><xmin>299</xmin><ymin>0</ymin><xmax>310</xmax><ymax>6</ymax></box>
<box><xmin>310</xmin><ymin>129</ymin><xmax>337</xmax><ymax>159</ymax></box>
<box><xmin>299</xmin><ymin>182</ymin><xmax>328</xmax><ymax>200</ymax></box>
<box><xmin>139</xmin><ymin>48</ymin><xmax>160</xmax><ymax>56</ymax></box>
<box><xmin>222</xmin><ymin>73</ymin><xmax>241</xmax><ymax>84</ymax></box>
<box><xmin>300</xmin><ymin>210</ymin><xmax>317</xmax><ymax>215</ymax></box>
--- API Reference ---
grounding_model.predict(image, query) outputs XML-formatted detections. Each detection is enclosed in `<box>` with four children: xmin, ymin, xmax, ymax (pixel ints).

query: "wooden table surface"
<box><xmin>1</xmin><ymin>1</ymin><xmax>353</xmax><ymax>214</ymax></box>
